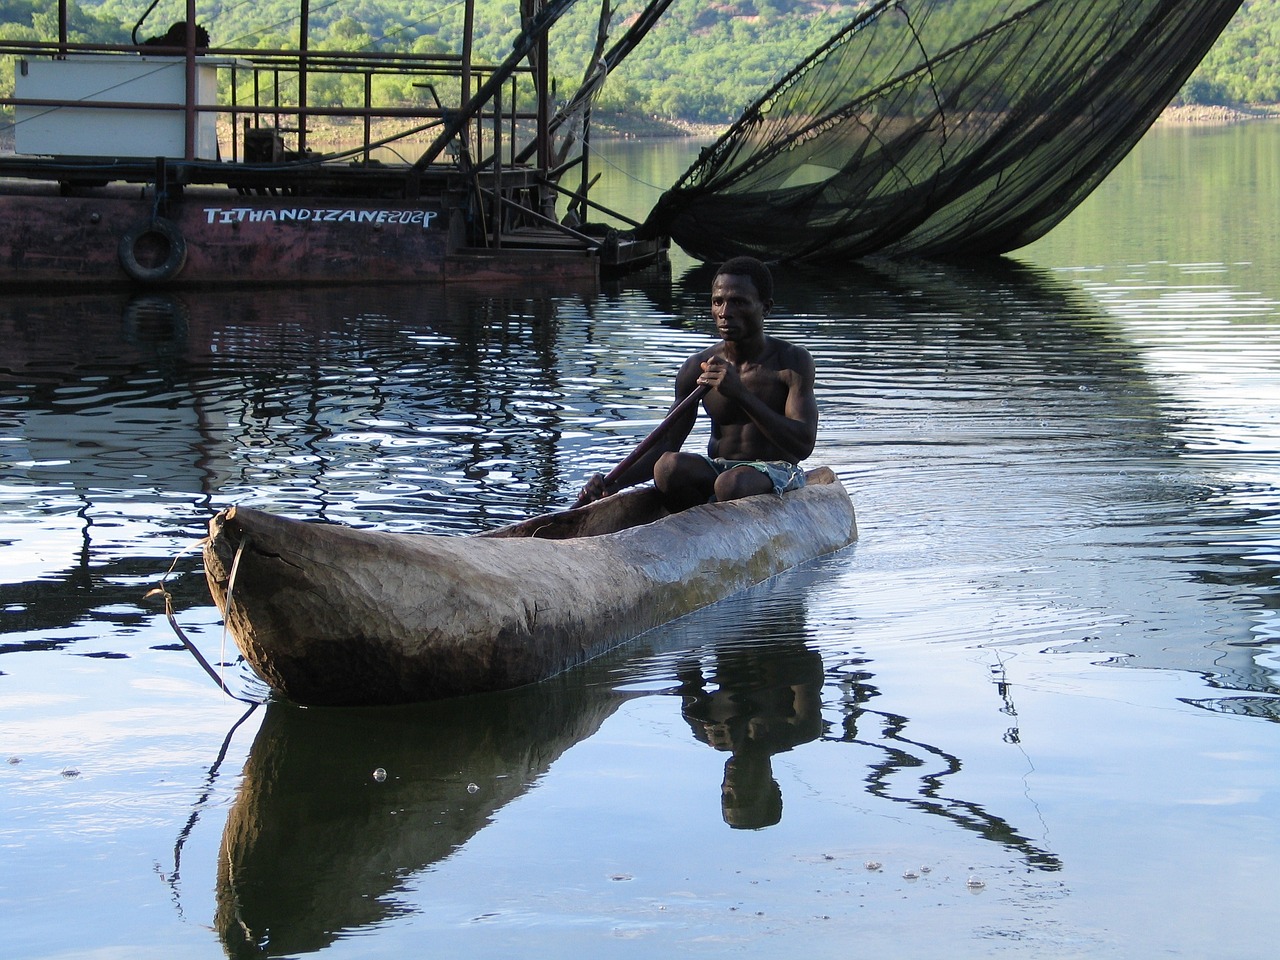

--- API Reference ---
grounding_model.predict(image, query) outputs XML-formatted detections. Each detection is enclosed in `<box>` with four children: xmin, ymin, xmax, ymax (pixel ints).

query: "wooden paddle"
<box><xmin>574</xmin><ymin>383</ymin><xmax>710</xmax><ymax>508</ymax></box>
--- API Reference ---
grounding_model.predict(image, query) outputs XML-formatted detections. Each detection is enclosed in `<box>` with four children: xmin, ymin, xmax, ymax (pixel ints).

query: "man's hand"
<box><xmin>576</xmin><ymin>472</ymin><xmax>608</xmax><ymax>507</ymax></box>
<box><xmin>697</xmin><ymin>357</ymin><xmax>742</xmax><ymax>398</ymax></box>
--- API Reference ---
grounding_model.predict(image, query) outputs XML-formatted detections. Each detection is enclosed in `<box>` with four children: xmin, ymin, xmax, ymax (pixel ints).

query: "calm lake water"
<box><xmin>3</xmin><ymin>121</ymin><xmax>1279</xmax><ymax>959</ymax></box>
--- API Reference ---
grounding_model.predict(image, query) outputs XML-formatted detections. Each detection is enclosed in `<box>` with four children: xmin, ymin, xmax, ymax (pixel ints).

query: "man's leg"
<box><xmin>712</xmin><ymin>465</ymin><xmax>774</xmax><ymax>502</ymax></box>
<box><xmin>654</xmin><ymin>452</ymin><xmax>719</xmax><ymax>511</ymax></box>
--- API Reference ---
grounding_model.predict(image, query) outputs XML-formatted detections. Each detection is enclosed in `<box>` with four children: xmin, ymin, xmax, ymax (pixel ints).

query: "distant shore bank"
<box><xmin>3</xmin><ymin>103</ymin><xmax>1277</xmax><ymax>156</ymax></box>
<box><xmin>1156</xmin><ymin>103</ymin><xmax>1280</xmax><ymax>125</ymax></box>
<box><xmin>594</xmin><ymin>102</ymin><xmax>1280</xmax><ymax>139</ymax></box>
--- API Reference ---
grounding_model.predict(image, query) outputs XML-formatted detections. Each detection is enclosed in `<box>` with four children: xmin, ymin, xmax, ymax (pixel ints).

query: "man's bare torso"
<box><xmin>686</xmin><ymin>336</ymin><xmax>811</xmax><ymax>463</ymax></box>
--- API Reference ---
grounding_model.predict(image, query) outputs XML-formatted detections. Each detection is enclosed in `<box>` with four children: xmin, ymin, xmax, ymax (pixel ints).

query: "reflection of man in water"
<box><xmin>677</xmin><ymin>642</ymin><xmax>824</xmax><ymax>829</ymax></box>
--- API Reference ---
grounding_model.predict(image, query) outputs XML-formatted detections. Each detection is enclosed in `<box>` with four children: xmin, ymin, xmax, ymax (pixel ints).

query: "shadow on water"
<box><xmin>203</xmin><ymin>568</ymin><xmax>1060</xmax><ymax>957</ymax></box>
<box><xmin>675</xmin><ymin>635</ymin><xmax>824</xmax><ymax>831</ymax></box>
<box><xmin>213</xmin><ymin>671</ymin><xmax>630</xmax><ymax>958</ymax></box>
<box><xmin>641</xmin><ymin>577</ymin><xmax>1062</xmax><ymax>869</ymax></box>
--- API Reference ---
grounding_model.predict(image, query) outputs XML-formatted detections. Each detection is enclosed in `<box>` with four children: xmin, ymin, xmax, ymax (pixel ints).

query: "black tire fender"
<box><xmin>118</xmin><ymin>218</ymin><xmax>188</xmax><ymax>283</ymax></box>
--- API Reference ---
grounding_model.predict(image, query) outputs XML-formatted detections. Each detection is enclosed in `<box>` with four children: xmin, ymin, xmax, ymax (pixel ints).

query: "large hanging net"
<box><xmin>637</xmin><ymin>0</ymin><xmax>1244</xmax><ymax>263</ymax></box>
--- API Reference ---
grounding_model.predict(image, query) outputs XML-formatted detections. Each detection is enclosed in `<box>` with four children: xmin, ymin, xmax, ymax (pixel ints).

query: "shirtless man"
<box><xmin>580</xmin><ymin>256</ymin><xmax>818</xmax><ymax>511</ymax></box>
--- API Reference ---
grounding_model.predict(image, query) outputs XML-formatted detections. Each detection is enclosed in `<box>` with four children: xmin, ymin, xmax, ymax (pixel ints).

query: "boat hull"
<box><xmin>0</xmin><ymin>186</ymin><xmax>604</xmax><ymax>288</ymax></box>
<box><xmin>202</xmin><ymin>469</ymin><xmax>857</xmax><ymax>705</ymax></box>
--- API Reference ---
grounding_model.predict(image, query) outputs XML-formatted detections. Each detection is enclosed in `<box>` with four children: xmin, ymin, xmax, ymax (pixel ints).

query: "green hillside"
<box><xmin>1181</xmin><ymin>0</ymin><xmax>1280</xmax><ymax>104</ymax></box>
<box><xmin>1</xmin><ymin>0</ymin><xmax>1275</xmax><ymax>124</ymax></box>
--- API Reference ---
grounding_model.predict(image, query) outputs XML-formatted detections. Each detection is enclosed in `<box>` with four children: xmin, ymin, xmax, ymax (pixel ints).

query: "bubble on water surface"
<box><xmin>372</xmin><ymin>767</ymin><xmax>387</xmax><ymax>782</ymax></box>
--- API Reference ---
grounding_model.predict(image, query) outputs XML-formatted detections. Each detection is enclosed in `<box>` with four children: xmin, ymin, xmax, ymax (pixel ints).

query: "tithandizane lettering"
<box><xmin>202</xmin><ymin>207</ymin><xmax>439</xmax><ymax>228</ymax></box>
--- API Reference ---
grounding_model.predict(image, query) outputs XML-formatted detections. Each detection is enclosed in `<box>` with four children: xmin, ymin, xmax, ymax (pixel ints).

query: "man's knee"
<box><xmin>655</xmin><ymin>452</ymin><xmax>716</xmax><ymax>509</ymax></box>
<box><xmin>653</xmin><ymin>451</ymin><xmax>682</xmax><ymax>486</ymax></box>
<box><xmin>714</xmin><ymin>466</ymin><xmax>773</xmax><ymax>502</ymax></box>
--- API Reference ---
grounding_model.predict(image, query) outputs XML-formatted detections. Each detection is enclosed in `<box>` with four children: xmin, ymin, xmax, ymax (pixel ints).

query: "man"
<box><xmin>580</xmin><ymin>256</ymin><xmax>818</xmax><ymax>511</ymax></box>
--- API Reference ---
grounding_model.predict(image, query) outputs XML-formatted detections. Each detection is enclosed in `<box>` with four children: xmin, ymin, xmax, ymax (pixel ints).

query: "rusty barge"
<box><xmin>0</xmin><ymin>0</ymin><xmax>666</xmax><ymax>289</ymax></box>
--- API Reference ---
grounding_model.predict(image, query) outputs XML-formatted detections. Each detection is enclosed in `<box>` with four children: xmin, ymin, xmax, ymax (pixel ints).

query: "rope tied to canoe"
<box><xmin>150</xmin><ymin>534</ymin><xmax>263</xmax><ymax>705</ymax></box>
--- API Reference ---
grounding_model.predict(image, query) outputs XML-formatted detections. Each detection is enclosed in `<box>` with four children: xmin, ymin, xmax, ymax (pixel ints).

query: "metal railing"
<box><xmin>0</xmin><ymin>39</ymin><xmax>537</xmax><ymax>168</ymax></box>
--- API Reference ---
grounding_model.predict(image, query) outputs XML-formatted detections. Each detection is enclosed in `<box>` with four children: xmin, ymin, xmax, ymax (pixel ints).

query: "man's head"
<box><xmin>711</xmin><ymin>256</ymin><xmax>773</xmax><ymax>346</ymax></box>
<box><xmin>714</xmin><ymin>256</ymin><xmax>773</xmax><ymax>302</ymax></box>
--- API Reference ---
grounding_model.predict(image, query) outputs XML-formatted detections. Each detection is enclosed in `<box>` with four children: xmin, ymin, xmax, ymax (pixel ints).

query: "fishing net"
<box><xmin>638</xmin><ymin>0</ymin><xmax>1244</xmax><ymax>263</ymax></box>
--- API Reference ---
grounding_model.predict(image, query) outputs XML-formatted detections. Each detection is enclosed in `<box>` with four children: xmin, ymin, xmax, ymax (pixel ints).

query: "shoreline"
<box><xmin>1155</xmin><ymin>103</ymin><xmax>1280</xmax><ymax>125</ymax></box>
<box><xmin>3</xmin><ymin>103</ymin><xmax>1276</xmax><ymax>156</ymax></box>
<box><xmin>631</xmin><ymin>103</ymin><xmax>1280</xmax><ymax>139</ymax></box>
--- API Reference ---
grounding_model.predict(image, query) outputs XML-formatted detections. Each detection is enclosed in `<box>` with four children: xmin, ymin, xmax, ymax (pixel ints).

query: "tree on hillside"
<box><xmin>7</xmin><ymin>0</ymin><xmax>1277</xmax><ymax>123</ymax></box>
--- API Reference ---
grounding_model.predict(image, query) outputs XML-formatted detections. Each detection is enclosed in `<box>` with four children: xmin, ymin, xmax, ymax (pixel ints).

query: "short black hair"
<box><xmin>714</xmin><ymin>256</ymin><xmax>773</xmax><ymax>302</ymax></box>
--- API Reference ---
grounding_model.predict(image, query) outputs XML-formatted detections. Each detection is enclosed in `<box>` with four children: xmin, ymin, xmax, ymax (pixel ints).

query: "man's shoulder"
<box><xmin>767</xmin><ymin>335</ymin><xmax>815</xmax><ymax>366</ymax></box>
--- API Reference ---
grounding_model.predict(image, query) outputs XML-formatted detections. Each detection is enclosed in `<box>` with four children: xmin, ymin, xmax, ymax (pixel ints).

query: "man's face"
<box><xmin>711</xmin><ymin>273</ymin><xmax>772</xmax><ymax>344</ymax></box>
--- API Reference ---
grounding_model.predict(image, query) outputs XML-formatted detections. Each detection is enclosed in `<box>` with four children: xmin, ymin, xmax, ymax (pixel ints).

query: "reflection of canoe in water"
<box><xmin>203</xmin><ymin>467</ymin><xmax>856</xmax><ymax>706</ymax></box>
<box><xmin>215</xmin><ymin>678</ymin><xmax>626</xmax><ymax>958</ymax></box>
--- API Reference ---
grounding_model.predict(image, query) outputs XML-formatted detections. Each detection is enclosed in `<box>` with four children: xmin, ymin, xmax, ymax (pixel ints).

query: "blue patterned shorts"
<box><xmin>697</xmin><ymin>456</ymin><xmax>807</xmax><ymax>496</ymax></box>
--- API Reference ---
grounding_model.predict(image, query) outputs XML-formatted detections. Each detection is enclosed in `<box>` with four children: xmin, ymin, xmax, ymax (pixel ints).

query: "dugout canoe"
<box><xmin>202</xmin><ymin>466</ymin><xmax>856</xmax><ymax>706</ymax></box>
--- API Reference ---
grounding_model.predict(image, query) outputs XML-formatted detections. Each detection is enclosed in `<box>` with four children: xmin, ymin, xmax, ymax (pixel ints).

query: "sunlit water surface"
<box><xmin>2</xmin><ymin>123</ymin><xmax>1279</xmax><ymax>959</ymax></box>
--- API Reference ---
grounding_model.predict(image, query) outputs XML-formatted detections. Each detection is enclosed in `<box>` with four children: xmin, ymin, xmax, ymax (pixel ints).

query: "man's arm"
<box><xmin>577</xmin><ymin>356</ymin><xmax>705</xmax><ymax>503</ymax></box>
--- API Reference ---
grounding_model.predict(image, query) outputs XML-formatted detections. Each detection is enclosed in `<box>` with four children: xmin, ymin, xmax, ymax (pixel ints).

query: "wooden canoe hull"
<box><xmin>202</xmin><ymin>468</ymin><xmax>856</xmax><ymax>705</ymax></box>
